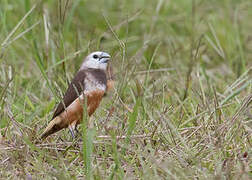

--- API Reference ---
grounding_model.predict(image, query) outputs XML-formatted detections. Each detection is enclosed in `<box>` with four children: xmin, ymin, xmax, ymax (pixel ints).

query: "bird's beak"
<box><xmin>100</xmin><ymin>52</ymin><xmax>111</xmax><ymax>63</ymax></box>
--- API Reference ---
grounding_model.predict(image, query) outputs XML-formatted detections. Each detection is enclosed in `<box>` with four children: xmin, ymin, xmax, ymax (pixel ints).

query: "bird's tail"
<box><xmin>40</xmin><ymin>116</ymin><xmax>65</xmax><ymax>139</ymax></box>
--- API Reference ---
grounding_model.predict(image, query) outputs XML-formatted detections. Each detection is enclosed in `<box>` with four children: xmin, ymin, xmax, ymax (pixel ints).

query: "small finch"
<box><xmin>41</xmin><ymin>51</ymin><xmax>113</xmax><ymax>139</ymax></box>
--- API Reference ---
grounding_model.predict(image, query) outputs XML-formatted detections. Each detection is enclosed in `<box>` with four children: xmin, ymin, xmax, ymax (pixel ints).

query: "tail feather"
<box><xmin>40</xmin><ymin>117</ymin><xmax>64</xmax><ymax>139</ymax></box>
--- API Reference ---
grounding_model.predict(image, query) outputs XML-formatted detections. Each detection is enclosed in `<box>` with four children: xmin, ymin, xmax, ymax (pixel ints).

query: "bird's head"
<box><xmin>81</xmin><ymin>51</ymin><xmax>111</xmax><ymax>71</ymax></box>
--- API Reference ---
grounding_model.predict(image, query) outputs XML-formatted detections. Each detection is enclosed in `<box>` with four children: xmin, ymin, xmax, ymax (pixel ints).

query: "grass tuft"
<box><xmin>0</xmin><ymin>0</ymin><xmax>251</xmax><ymax>179</ymax></box>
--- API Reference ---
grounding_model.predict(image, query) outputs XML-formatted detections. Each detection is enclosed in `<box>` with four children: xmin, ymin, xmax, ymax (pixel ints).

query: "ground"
<box><xmin>0</xmin><ymin>0</ymin><xmax>251</xmax><ymax>179</ymax></box>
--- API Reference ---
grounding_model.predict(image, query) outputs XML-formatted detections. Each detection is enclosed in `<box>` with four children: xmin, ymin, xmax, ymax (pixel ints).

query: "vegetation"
<box><xmin>0</xmin><ymin>0</ymin><xmax>251</xmax><ymax>179</ymax></box>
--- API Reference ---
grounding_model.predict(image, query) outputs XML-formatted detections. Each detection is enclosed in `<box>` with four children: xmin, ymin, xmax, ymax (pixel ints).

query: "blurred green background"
<box><xmin>0</xmin><ymin>0</ymin><xmax>251</xmax><ymax>179</ymax></box>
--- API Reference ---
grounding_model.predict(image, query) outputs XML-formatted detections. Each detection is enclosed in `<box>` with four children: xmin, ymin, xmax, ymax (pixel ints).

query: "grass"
<box><xmin>0</xmin><ymin>0</ymin><xmax>252</xmax><ymax>179</ymax></box>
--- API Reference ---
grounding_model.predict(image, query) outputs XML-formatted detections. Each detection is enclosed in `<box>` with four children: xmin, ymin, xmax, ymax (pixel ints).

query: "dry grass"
<box><xmin>0</xmin><ymin>0</ymin><xmax>252</xmax><ymax>179</ymax></box>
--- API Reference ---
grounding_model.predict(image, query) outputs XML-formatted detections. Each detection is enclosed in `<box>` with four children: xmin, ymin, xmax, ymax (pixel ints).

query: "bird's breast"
<box><xmin>84</xmin><ymin>76</ymin><xmax>106</xmax><ymax>94</ymax></box>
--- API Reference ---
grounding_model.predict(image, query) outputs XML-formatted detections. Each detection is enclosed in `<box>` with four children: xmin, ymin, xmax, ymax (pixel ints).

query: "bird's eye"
<box><xmin>93</xmin><ymin>54</ymin><xmax>99</xmax><ymax>59</ymax></box>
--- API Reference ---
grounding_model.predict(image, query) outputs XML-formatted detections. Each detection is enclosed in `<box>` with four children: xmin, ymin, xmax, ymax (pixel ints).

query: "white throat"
<box><xmin>81</xmin><ymin>60</ymin><xmax>108</xmax><ymax>70</ymax></box>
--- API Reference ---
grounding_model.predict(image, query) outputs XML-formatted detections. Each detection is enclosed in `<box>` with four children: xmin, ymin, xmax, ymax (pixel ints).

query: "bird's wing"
<box><xmin>52</xmin><ymin>70</ymin><xmax>87</xmax><ymax>119</ymax></box>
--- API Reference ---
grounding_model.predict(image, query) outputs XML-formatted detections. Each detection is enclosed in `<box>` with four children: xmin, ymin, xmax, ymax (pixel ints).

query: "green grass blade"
<box><xmin>1</xmin><ymin>4</ymin><xmax>36</xmax><ymax>47</ymax></box>
<box><xmin>221</xmin><ymin>80</ymin><xmax>251</xmax><ymax>105</ymax></box>
<box><xmin>81</xmin><ymin>96</ymin><xmax>94</xmax><ymax>179</ymax></box>
<box><xmin>126</xmin><ymin>97</ymin><xmax>141</xmax><ymax>143</ymax></box>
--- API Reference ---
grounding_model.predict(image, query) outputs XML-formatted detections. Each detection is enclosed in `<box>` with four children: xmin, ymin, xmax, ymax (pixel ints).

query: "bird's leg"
<box><xmin>69</xmin><ymin>126</ymin><xmax>75</xmax><ymax>139</ymax></box>
<box><xmin>68</xmin><ymin>120</ymin><xmax>77</xmax><ymax>139</ymax></box>
<box><xmin>75</xmin><ymin>126</ymin><xmax>80</xmax><ymax>135</ymax></box>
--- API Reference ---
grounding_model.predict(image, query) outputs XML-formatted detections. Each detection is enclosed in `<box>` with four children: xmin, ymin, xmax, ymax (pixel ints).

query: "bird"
<box><xmin>40</xmin><ymin>51</ymin><xmax>113</xmax><ymax>139</ymax></box>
